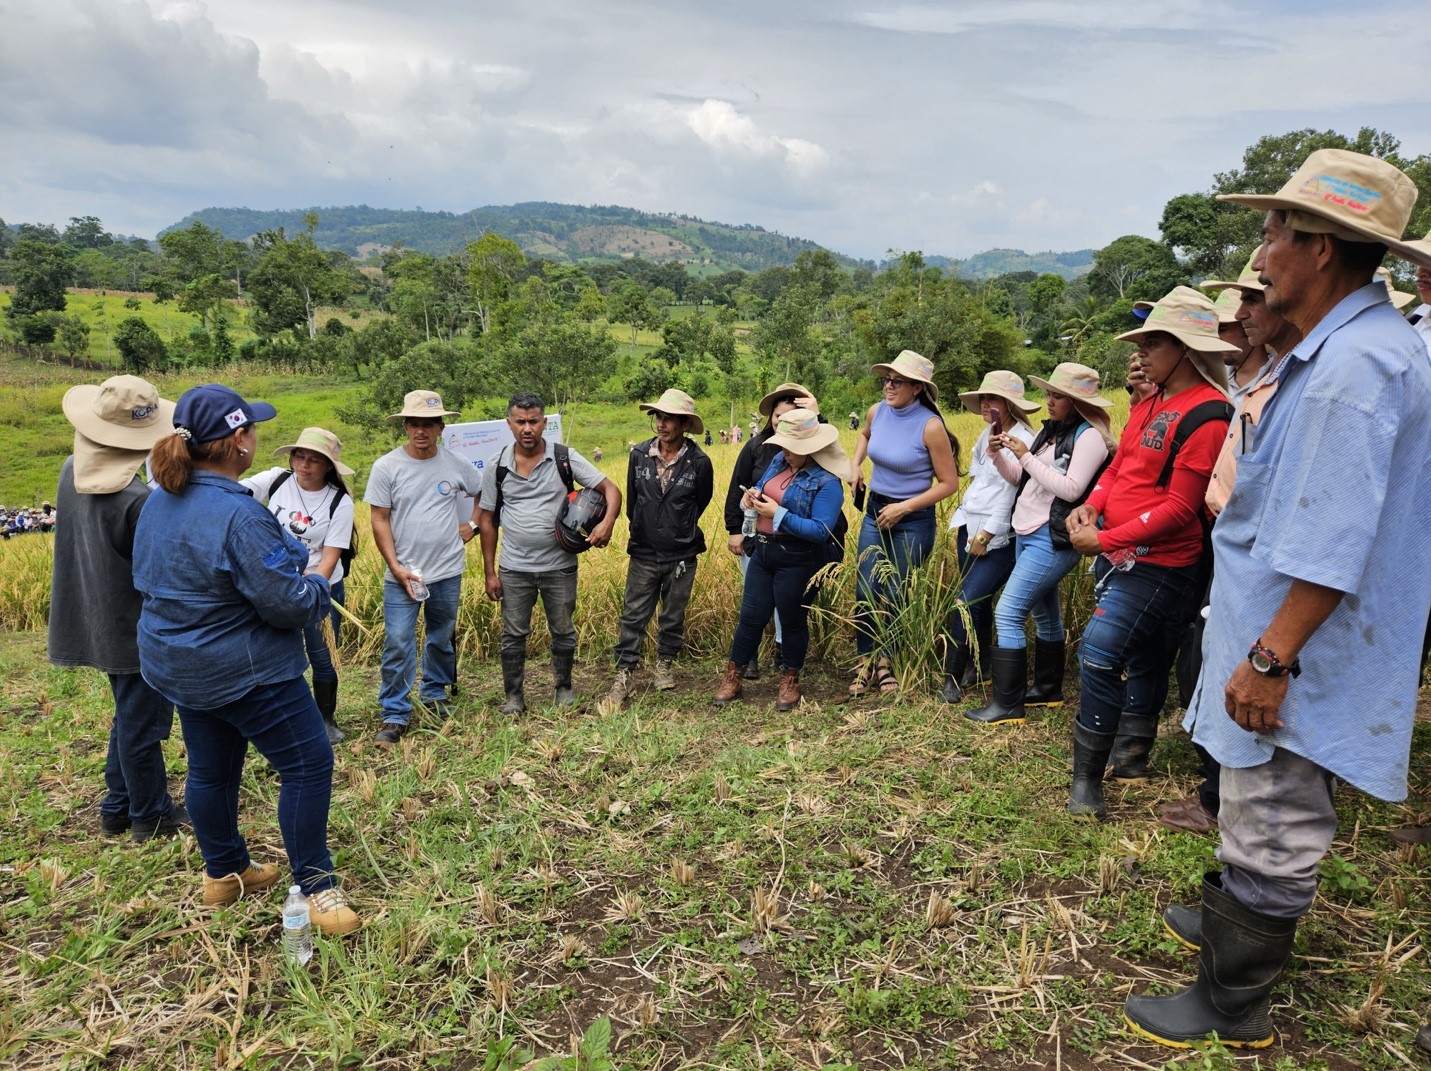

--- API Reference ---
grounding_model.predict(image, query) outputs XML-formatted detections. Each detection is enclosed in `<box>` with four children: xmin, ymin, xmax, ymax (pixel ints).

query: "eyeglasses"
<box><xmin>880</xmin><ymin>377</ymin><xmax>915</xmax><ymax>388</ymax></box>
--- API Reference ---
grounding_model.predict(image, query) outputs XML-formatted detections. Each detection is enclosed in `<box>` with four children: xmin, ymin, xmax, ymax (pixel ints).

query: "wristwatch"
<box><xmin>1247</xmin><ymin>641</ymin><xmax>1300</xmax><ymax>678</ymax></box>
<box><xmin>973</xmin><ymin>532</ymin><xmax>991</xmax><ymax>546</ymax></box>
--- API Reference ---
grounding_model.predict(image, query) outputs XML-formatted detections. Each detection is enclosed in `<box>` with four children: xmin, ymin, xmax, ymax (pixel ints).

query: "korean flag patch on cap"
<box><xmin>224</xmin><ymin>408</ymin><xmax>247</xmax><ymax>429</ymax></box>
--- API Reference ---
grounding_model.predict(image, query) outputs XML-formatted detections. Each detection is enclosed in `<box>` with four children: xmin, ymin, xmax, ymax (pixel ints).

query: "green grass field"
<box><xmin>1</xmin><ymin>356</ymin><xmax>1428</xmax><ymax>1069</ymax></box>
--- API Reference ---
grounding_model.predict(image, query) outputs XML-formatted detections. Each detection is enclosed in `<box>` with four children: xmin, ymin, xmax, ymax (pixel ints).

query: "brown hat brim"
<box><xmin>1114</xmin><ymin>326</ymin><xmax>1241</xmax><ymax>353</ymax></box>
<box><xmin>272</xmin><ymin>443</ymin><xmax>355</xmax><ymax>476</ymax></box>
<box><xmin>638</xmin><ymin>402</ymin><xmax>703</xmax><ymax>435</ymax></box>
<box><xmin>1218</xmin><ymin>193</ymin><xmax>1431</xmax><ymax>270</ymax></box>
<box><xmin>869</xmin><ymin>364</ymin><xmax>938</xmax><ymax>403</ymax></box>
<box><xmin>1026</xmin><ymin>375</ymin><xmax>1113</xmax><ymax>408</ymax></box>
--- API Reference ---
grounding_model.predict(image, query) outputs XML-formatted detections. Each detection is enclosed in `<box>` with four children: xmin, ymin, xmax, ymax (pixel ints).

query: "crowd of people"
<box><xmin>39</xmin><ymin>147</ymin><xmax>1431</xmax><ymax>1052</ymax></box>
<box><xmin>1</xmin><ymin>502</ymin><xmax>56</xmax><ymax>537</ymax></box>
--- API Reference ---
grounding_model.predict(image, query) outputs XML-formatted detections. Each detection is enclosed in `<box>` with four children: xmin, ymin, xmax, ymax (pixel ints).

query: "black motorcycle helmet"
<box><xmin>554</xmin><ymin>487</ymin><xmax>608</xmax><ymax>554</ymax></box>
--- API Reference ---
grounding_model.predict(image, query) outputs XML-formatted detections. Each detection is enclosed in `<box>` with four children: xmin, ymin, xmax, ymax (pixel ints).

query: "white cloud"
<box><xmin>1</xmin><ymin>0</ymin><xmax>1429</xmax><ymax>260</ymax></box>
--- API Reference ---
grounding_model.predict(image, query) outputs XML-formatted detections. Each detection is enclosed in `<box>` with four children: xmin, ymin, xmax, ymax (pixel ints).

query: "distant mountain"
<box><xmin>161</xmin><ymin>203</ymin><xmax>873</xmax><ymax>274</ymax></box>
<box><xmin>924</xmin><ymin>248</ymin><xmax>1096</xmax><ymax>281</ymax></box>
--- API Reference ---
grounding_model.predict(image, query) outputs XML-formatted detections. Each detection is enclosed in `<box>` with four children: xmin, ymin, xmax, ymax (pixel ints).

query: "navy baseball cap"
<box><xmin>173</xmin><ymin>384</ymin><xmax>277</xmax><ymax>443</ymax></box>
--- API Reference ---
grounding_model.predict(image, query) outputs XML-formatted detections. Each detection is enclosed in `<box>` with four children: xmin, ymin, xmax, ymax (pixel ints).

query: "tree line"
<box><xmin>4</xmin><ymin>127</ymin><xmax>1428</xmax><ymax>425</ymax></box>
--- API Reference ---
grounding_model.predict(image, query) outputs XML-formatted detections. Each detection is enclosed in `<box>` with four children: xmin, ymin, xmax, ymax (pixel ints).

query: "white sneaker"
<box><xmin>653</xmin><ymin>660</ymin><xmax>677</xmax><ymax>691</ymax></box>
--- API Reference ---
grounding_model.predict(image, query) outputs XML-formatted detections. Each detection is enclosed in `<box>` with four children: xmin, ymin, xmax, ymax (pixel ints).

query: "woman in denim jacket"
<box><xmin>133</xmin><ymin>384</ymin><xmax>361</xmax><ymax>937</ymax></box>
<box><xmin>713</xmin><ymin>405</ymin><xmax>849</xmax><ymax>712</ymax></box>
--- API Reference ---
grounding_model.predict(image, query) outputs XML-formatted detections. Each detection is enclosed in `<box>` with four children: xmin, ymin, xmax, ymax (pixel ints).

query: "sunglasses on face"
<box><xmin>880</xmin><ymin>377</ymin><xmax>914</xmax><ymax>388</ymax></box>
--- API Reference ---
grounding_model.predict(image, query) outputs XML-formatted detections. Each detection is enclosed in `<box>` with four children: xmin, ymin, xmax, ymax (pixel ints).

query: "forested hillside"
<box><xmin>161</xmin><ymin>203</ymin><xmax>873</xmax><ymax>273</ymax></box>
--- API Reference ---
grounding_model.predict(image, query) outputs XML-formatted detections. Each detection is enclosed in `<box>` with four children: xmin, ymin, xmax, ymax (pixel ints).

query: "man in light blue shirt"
<box><xmin>1125</xmin><ymin>149</ymin><xmax>1431</xmax><ymax>1050</ymax></box>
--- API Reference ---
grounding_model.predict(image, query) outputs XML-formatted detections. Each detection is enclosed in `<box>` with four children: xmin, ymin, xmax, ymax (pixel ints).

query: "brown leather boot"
<box><xmin>713</xmin><ymin>661</ymin><xmax>744</xmax><ymax>705</ymax></box>
<box><xmin>775</xmin><ymin>669</ymin><xmax>801</xmax><ymax>712</ymax></box>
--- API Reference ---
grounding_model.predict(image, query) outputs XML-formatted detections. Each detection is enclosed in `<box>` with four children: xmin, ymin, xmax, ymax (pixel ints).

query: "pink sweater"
<box><xmin>994</xmin><ymin>426</ymin><xmax>1110</xmax><ymax>536</ymax></box>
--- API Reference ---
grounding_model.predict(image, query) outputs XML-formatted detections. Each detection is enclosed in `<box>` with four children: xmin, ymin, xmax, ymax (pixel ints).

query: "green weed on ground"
<box><xmin>2</xmin><ymin>630</ymin><xmax>1429</xmax><ymax>1070</ymax></box>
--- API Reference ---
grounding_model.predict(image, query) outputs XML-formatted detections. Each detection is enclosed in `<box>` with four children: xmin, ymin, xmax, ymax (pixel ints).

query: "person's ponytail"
<box><xmin>917</xmin><ymin>393</ymin><xmax>962</xmax><ymax>476</ymax></box>
<box><xmin>149</xmin><ymin>431</ymin><xmax>244</xmax><ymax>495</ymax></box>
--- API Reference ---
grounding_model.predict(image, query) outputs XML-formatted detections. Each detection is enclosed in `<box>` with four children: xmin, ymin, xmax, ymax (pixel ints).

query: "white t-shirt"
<box><xmin>951</xmin><ymin>421</ymin><xmax>1036</xmax><ymax>550</ymax></box>
<box><xmin>242</xmin><ymin>467</ymin><xmax>356</xmax><ymax>584</ymax></box>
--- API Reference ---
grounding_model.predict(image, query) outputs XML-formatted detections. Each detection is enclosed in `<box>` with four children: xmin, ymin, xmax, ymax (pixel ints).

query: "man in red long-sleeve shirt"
<box><xmin>1061</xmin><ymin>287</ymin><xmax>1235</xmax><ymax>819</ymax></box>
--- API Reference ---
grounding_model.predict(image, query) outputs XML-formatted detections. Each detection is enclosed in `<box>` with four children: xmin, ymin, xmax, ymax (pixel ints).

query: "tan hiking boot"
<box><xmin>653</xmin><ymin>660</ymin><xmax>677</xmax><ymax>691</ymax></box>
<box><xmin>307</xmin><ymin>886</ymin><xmax>361</xmax><ymax>935</ymax></box>
<box><xmin>775</xmin><ymin>669</ymin><xmax>801</xmax><ymax>712</ymax></box>
<box><xmin>607</xmin><ymin>666</ymin><xmax>635</xmax><ymax>707</ymax></box>
<box><xmin>713</xmin><ymin>661</ymin><xmax>744</xmax><ymax>705</ymax></box>
<box><xmin>203</xmin><ymin>861</ymin><xmax>282</xmax><ymax>907</ymax></box>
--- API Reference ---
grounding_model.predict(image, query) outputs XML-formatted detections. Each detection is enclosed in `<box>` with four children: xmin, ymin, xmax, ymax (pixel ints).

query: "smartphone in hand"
<box><xmin>853</xmin><ymin>484</ymin><xmax>867</xmax><ymax>512</ymax></box>
<box><xmin>990</xmin><ymin>415</ymin><xmax>1003</xmax><ymax>438</ymax></box>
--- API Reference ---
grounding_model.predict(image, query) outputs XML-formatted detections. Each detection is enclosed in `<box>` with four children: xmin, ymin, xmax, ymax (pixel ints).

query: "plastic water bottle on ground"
<box><xmin>282</xmin><ymin>884</ymin><xmax>313</xmax><ymax>965</ymax></box>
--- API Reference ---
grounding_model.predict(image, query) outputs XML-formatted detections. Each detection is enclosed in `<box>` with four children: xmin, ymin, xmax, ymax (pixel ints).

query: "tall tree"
<box><xmin>63</xmin><ymin>216</ymin><xmax>113</xmax><ymax>249</ymax></box>
<box><xmin>1088</xmin><ymin>236</ymin><xmax>1184</xmax><ymax>302</ymax></box>
<box><xmin>465</xmin><ymin>232</ymin><xmax>525</xmax><ymax>335</ymax></box>
<box><xmin>5</xmin><ymin>239</ymin><xmax>75</xmax><ymax>343</ymax></box>
<box><xmin>247</xmin><ymin>215</ymin><xmax>350</xmax><ymax>339</ymax></box>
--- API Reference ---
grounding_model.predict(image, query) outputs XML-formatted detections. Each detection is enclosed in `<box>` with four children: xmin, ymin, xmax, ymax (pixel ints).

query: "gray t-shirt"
<box><xmin>49</xmin><ymin>457</ymin><xmax>150</xmax><ymax>674</ymax></box>
<box><xmin>478</xmin><ymin>441</ymin><xmax>606</xmax><ymax>572</ymax></box>
<box><xmin>364</xmin><ymin>444</ymin><xmax>482</xmax><ymax>584</ymax></box>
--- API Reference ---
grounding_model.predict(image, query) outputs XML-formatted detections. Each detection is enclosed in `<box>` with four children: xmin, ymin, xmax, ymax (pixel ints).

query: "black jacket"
<box><xmin>626</xmin><ymin>437</ymin><xmax>714</xmax><ymax>562</ymax></box>
<box><xmin>723</xmin><ymin>429</ymin><xmax>782</xmax><ymax>534</ymax></box>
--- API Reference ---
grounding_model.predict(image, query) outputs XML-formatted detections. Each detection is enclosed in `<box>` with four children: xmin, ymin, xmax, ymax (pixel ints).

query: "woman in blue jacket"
<box><xmin>713</xmin><ymin>404</ymin><xmax>849</xmax><ymax>712</ymax></box>
<box><xmin>133</xmin><ymin>384</ymin><xmax>360</xmax><ymax>936</ymax></box>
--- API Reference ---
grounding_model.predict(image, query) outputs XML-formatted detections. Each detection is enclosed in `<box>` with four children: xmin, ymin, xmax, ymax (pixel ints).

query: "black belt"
<box><xmin>866</xmin><ymin>490</ymin><xmax>934</xmax><ymax>519</ymax></box>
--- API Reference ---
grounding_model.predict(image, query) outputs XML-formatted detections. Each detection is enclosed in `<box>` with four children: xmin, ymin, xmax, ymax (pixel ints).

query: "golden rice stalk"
<box><xmin>554</xmin><ymin>934</ymin><xmax>587</xmax><ymax>967</ymax></box>
<box><xmin>415</xmin><ymin>748</ymin><xmax>437</xmax><ymax>780</ymax></box>
<box><xmin>712</xmin><ymin>773</ymin><xmax>731</xmax><ymax>805</ymax></box>
<box><xmin>749</xmin><ymin>886</ymin><xmax>790</xmax><ymax>934</ymax></box>
<box><xmin>347</xmin><ymin>767</ymin><xmax>377</xmax><ymax>804</ymax></box>
<box><xmin>1340</xmin><ymin>977</ymin><xmax>1389</xmax><ymax>1034</ymax></box>
<box><xmin>634</xmin><ymin>992</ymin><xmax>659</xmax><ymax>1029</ymax></box>
<box><xmin>606</xmin><ymin>889</ymin><xmax>644</xmax><ymax>923</ymax></box>
<box><xmin>38</xmin><ymin>859</ymin><xmax>67</xmax><ymax>894</ymax></box>
<box><xmin>806</xmin><ymin>880</ymin><xmax>827</xmax><ymax>902</ymax></box>
<box><xmin>475</xmin><ymin>881</ymin><xmax>501</xmax><ymax>925</ymax></box>
<box><xmin>485</xmin><ymin>967</ymin><xmax>514</xmax><ymax>1012</ymax></box>
<box><xmin>924</xmin><ymin>890</ymin><xmax>955</xmax><ymax>929</ymax></box>
<box><xmin>670</xmin><ymin>859</ymin><xmax>695</xmax><ymax>887</ymax></box>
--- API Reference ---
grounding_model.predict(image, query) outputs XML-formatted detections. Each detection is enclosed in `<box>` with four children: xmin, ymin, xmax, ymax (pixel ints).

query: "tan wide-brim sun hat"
<box><xmin>1210</xmin><ymin>288</ymin><xmax>1244</xmax><ymax>325</ymax></box>
<box><xmin>958</xmin><ymin>370</ymin><xmax>1041</xmax><ymax>425</ymax></box>
<box><xmin>1027</xmin><ymin>362</ymin><xmax>1116</xmax><ymax>446</ymax></box>
<box><xmin>870</xmin><ymin>349</ymin><xmax>938</xmax><ymax>403</ymax></box>
<box><xmin>766</xmin><ymin>406</ymin><xmax>852</xmax><ymax>483</ymax></box>
<box><xmin>1116</xmin><ymin>287</ymin><xmax>1234</xmax><ymax>394</ymax></box>
<box><xmin>1218</xmin><ymin>148</ymin><xmax>1431</xmax><ymax>270</ymax></box>
<box><xmin>638</xmin><ymin>387</ymin><xmax>704</xmax><ymax>435</ymax></box>
<box><xmin>388</xmin><ymin>389</ymin><xmax>460</xmax><ymax>421</ymax></box>
<box><xmin>272</xmin><ymin>426</ymin><xmax>356</xmax><ymax>476</ymax></box>
<box><xmin>62</xmin><ymin>375</ymin><xmax>176</xmax><ymax>451</ymax></box>
<box><xmin>1201</xmin><ymin>249</ymin><xmax>1265</xmax><ymax>295</ymax></box>
<box><xmin>757</xmin><ymin>381</ymin><xmax>815</xmax><ymax>419</ymax></box>
<box><xmin>1375</xmin><ymin>267</ymin><xmax>1417</xmax><ymax>310</ymax></box>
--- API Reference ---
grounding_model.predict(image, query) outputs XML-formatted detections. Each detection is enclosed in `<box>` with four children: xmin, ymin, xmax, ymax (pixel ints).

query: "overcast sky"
<box><xmin>3</xmin><ymin>0</ymin><xmax>1429</xmax><ymax>260</ymax></box>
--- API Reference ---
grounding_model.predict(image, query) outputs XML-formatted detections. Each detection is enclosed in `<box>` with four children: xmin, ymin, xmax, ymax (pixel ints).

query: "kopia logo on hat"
<box><xmin>224</xmin><ymin>408</ymin><xmax>246</xmax><ymax>429</ymax></box>
<box><xmin>426</xmin><ymin>397</ymin><xmax>440</xmax><ymax>408</ymax></box>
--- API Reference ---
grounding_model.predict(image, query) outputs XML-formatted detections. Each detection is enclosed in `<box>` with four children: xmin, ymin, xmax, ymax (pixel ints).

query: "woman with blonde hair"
<box><xmin>966</xmin><ymin>363</ymin><xmax>1113</xmax><ymax>725</ymax></box>
<box><xmin>941</xmin><ymin>371</ymin><xmax>1040</xmax><ymax>702</ymax></box>
<box><xmin>133</xmin><ymin>385</ymin><xmax>360</xmax><ymax>935</ymax></box>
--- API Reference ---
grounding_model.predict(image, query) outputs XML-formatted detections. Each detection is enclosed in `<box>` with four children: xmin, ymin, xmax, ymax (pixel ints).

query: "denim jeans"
<box><xmin>729</xmin><ymin>538</ymin><xmax>825</xmax><ymax>670</ymax></box>
<box><xmin>948</xmin><ymin>525</ymin><xmax>1017</xmax><ymax>652</ymax></box>
<box><xmin>304</xmin><ymin>579</ymin><xmax>345</xmax><ymax>682</ymax></box>
<box><xmin>992</xmin><ymin>524</ymin><xmax>1082</xmax><ymax>650</ymax></box>
<box><xmin>1217</xmin><ymin>747</ymin><xmax>1337</xmax><ymax>918</ymax></box>
<box><xmin>178</xmin><ymin>675</ymin><xmax>337</xmax><ymax>895</ymax></box>
<box><xmin>854</xmin><ymin>506</ymin><xmax>937</xmax><ymax>656</ymax></box>
<box><xmin>739</xmin><ymin>549</ymin><xmax>781</xmax><ymax>643</ymax></box>
<box><xmin>380</xmin><ymin>575</ymin><xmax>461</xmax><ymax>724</ymax></box>
<box><xmin>1075</xmin><ymin>560</ymin><xmax>1201</xmax><ymax>734</ymax></box>
<box><xmin>613</xmin><ymin>557</ymin><xmax>697</xmax><ymax>667</ymax></box>
<box><xmin>102</xmin><ymin>672</ymin><xmax>178</xmax><ymax>827</ymax></box>
<box><xmin>499</xmin><ymin>567</ymin><xmax>578</xmax><ymax>658</ymax></box>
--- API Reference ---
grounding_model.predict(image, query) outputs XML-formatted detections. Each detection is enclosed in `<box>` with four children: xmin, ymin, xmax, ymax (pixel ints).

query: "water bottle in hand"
<box><xmin>741</xmin><ymin>488</ymin><xmax>759</xmax><ymax>538</ymax></box>
<box><xmin>282</xmin><ymin>884</ymin><xmax>314</xmax><ymax>965</ymax></box>
<box><xmin>407</xmin><ymin>563</ymin><xmax>429</xmax><ymax>602</ymax></box>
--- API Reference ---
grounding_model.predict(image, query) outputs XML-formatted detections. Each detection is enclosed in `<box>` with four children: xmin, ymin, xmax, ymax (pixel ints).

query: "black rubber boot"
<box><xmin>965</xmin><ymin>647</ymin><xmax>1027</xmax><ymax>725</ymax></box>
<box><xmin>312</xmin><ymin>678</ymin><xmax>343</xmax><ymax>743</ymax></box>
<box><xmin>1125</xmin><ymin>873</ymin><xmax>1296</xmax><ymax>1049</ymax></box>
<box><xmin>500</xmin><ymin>652</ymin><xmax>526</xmax><ymax>715</ymax></box>
<box><xmin>1024</xmin><ymin>637</ymin><xmax>1066</xmax><ymax>706</ymax></box>
<box><xmin>1111</xmin><ymin>714</ymin><xmax>1158</xmax><ymax>782</ymax></box>
<box><xmin>743</xmin><ymin>656</ymin><xmax>761</xmax><ymax>681</ymax></box>
<box><xmin>552</xmin><ymin>648</ymin><xmax>577</xmax><ymax>707</ymax></box>
<box><xmin>1068</xmin><ymin>721</ymin><xmax>1116</xmax><ymax>819</ymax></box>
<box><xmin>1163</xmin><ymin>902</ymin><xmax>1202</xmax><ymax>951</ymax></box>
<box><xmin>940</xmin><ymin>639</ymin><xmax>969</xmax><ymax>704</ymax></box>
